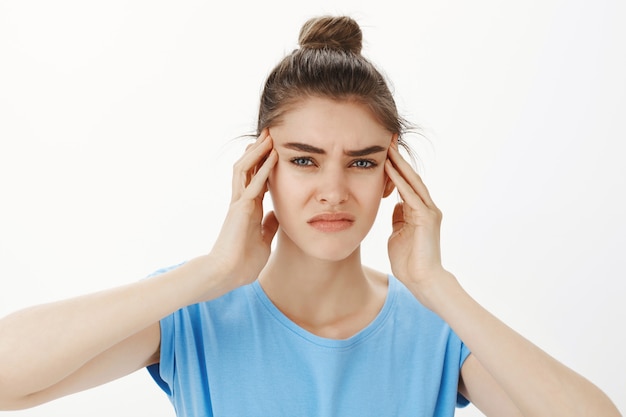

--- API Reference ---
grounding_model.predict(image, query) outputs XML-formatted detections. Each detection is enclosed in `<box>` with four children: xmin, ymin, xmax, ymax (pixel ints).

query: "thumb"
<box><xmin>261</xmin><ymin>211</ymin><xmax>279</xmax><ymax>246</ymax></box>
<box><xmin>391</xmin><ymin>203</ymin><xmax>405</xmax><ymax>235</ymax></box>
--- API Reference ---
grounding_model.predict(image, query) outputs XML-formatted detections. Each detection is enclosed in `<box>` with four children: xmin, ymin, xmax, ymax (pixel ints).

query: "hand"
<box><xmin>209</xmin><ymin>129</ymin><xmax>279</xmax><ymax>290</ymax></box>
<box><xmin>384</xmin><ymin>146</ymin><xmax>450</xmax><ymax>301</ymax></box>
<box><xmin>384</xmin><ymin>149</ymin><xmax>624</xmax><ymax>417</ymax></box>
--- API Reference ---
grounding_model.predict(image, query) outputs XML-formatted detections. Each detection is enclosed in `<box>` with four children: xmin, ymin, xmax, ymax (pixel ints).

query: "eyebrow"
<box><xmin>282</xmin><ymin>142</ymin><xmax>387</xmax><ymax>157</ymax></box>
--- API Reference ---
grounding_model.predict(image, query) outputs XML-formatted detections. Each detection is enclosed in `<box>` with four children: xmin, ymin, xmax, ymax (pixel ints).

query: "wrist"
<box><xmin>161</xmin><ymin>254</ymin><xmax>240</xmax><ymax>306</ymax></box>
<box><xmin>403</xmin><ymin>269</ymin><xmax>461</xmax><ymax>313</ymax></box>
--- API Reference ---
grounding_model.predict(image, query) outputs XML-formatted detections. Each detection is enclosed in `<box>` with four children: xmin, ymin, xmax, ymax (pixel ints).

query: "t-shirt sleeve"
<box><xmin>456</xmin><ymin>342</ymin><xmax>472</xmax><ymax>407</ymax></box>
<box><xmin>144</xmin><ymin>263</ymin><xmax>185</xmax><ymax>398</ymax></box>
<box><xmin>147</xmin><ymin>312</ymin><xmax>175</xmax><ymax>397</ymax></box>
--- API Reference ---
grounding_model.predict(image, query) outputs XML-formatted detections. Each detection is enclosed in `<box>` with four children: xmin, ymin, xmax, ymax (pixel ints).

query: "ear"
<box><xmin>383</xmin><ymin>177</ymin><xmax>396</xmax><ymax>198</ymax></box>
<box><xmin>383</xmin><ymin>133</ymin><xmax>399</xmax><ymax>198</ymax></box>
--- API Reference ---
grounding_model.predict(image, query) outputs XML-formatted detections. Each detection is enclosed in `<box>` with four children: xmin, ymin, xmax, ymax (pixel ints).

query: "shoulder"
<box><xmin>363</xmin><ymin>266</ymin><xmax>453</xmax><ymax>333</ymax></box>
<box><xmin>169</xmin><ymin>283</ymin><xmax>255</xmax><ymax>327</ymax></box>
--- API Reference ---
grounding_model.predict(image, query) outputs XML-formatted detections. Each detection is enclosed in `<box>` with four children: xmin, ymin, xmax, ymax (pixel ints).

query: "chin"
<box><xmin>300</xmin><ymin>238</ymin><xmax>362</xmax><ymax>263</ymax></box>
<box><xmin>276</xmin><ymin>225</ymin><xmax>368</xmax><ymax>263</ymax></box>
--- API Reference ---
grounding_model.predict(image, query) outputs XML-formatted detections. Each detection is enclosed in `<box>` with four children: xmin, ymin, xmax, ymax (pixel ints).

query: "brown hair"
<box><xmin>257</xmin><ymin>16</ymin><xmax>413</xmax><ymax>151</ymax></box>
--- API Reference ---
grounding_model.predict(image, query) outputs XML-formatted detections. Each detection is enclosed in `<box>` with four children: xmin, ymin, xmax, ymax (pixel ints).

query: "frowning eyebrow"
<box><xmin>346</xmin><ymin>145</ymin><xmax>387</xmax><ymax>157</ymax></box>
<box><xmin>282</xmin><ymin>142</ymin><xmax>387</xmax><ymax>157</ymax></box>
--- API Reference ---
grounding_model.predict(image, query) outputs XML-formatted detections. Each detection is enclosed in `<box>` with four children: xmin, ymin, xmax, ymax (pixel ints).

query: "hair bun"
<box><xmin>298</xmin><ymin>16</ymin><xmax>363</xmax><ymax>54</ymax></box>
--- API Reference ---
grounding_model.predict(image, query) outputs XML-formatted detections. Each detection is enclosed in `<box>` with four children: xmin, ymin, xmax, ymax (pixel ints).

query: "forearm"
<box><xmin>409</xmin><ymin>271</ymin><xmax>621</xmax><ymax>417</ymax></box>
<box><xmin>0</xmin><ymin>254</ymin><xmax>230</xmax><ymax>401</ymax></box>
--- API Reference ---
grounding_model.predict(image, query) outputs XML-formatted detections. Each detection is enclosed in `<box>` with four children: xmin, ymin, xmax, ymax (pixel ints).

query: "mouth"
<box><xmin>307</xmin><ymin>212</ymin><xmax>355</xmax><ymax>232</ymax></box>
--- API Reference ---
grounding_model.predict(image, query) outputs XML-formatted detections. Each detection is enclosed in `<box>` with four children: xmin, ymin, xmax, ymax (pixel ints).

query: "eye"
<box><xmin>290</xmin><ymin>157</ymin><xmax>316</xmax><ymax>167</ymax></box>
<box><xmin>351</xmin><ymin>159</ymin><xmax>377</xmax><ymax>169</ymax></box>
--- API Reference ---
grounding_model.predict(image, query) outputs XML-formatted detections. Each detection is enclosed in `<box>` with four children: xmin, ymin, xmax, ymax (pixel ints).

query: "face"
<box><xmin>268</xmin><ymin>96</ymin><xmax>396</xmax><ymax>262</ymax></box>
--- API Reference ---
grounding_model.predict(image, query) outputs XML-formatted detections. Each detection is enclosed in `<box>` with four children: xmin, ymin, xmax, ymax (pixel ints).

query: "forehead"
<box><xmin>269</xmin><ymin>97</ymin><xmax>392</xmax><ymax>149</ymax></box>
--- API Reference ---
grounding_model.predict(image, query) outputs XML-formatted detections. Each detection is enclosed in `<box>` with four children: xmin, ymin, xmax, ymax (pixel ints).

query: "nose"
<box><xmin>316</xmin><ymin>166</ymin><xmax>349</xmax><ymax>206</ymax></box>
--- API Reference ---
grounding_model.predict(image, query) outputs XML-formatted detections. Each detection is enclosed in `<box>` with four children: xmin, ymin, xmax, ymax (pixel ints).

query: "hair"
<box><xmin>257</xmin><ymin>15</ymin><xmax>414</xmax><ymax>153</ymax></box>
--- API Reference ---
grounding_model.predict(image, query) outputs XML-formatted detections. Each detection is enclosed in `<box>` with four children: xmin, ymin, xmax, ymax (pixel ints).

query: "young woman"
<box><xmin>0</xmin><ymin>15</ymin><xmax>621</xmax><ymax>417</ymax></box>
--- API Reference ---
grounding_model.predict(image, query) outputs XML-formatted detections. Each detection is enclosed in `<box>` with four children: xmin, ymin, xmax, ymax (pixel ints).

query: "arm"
<box><xmin>427</xmin><ymin>272</ymin><xmax>619</xmax><ymax>416</ymax></box>
<box><xmin>384</xmin><ymin>145</ymin><xmax>621</xmax><ymax>417</ymax></box>
<box><xmin>0</xmin><ymin>131</ymin><xmax>279</xmax><ymax>410</ymax></box>
<box><xmin>0</xmin><ymin>257</ymin><xmax>221</xmax><ymax>409</ymax></box>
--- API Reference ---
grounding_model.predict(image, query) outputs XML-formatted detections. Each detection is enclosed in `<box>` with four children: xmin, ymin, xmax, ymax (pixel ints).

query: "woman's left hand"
<box><xmin>384</xmin><ymin>145</ymin><xmax>452</xmax><ymax>302</ymax></box>
<box><xmin>384</xmin><ymin>146</ymin><xmax>623</xmax><ymax>417</ymax></box>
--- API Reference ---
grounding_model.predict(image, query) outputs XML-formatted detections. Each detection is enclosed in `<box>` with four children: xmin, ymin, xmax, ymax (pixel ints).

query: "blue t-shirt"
<box><xmin>148</xmin><ymin>272</ymin><xmax>470</xmax><ymax>416</ymax></box>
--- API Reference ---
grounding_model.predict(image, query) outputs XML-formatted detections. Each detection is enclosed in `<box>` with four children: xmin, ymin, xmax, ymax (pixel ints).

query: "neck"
<box><xmin>258</xmin><ymin>230</ymin><xmax>387</xmax><ymax>338</ymax></box>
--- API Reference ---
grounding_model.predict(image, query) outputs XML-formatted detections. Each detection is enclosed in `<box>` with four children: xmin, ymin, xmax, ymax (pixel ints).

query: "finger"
<box><xmin>386</xmin><ymin>146</ymin><xmax>434</xmax><ymax>206</ymax></box>
<box><xmin>234</xmin><ymin>130</ymin><xmax>270</xmax><ymax>171</ymax></box>
<box><xmin>231</xmin><ymin>131</ymin><xmax>273</xmax><ymax>202</ymax></box>
<box><xmin>247</xmin><ymin>133</ymin><xmax>270</xmax><ymax>178</ymax></box>
<box><xmin>241</xmin><ymin>148</ymin><xmax>278</xmax><ymax>200</ymax></box>
<box><xmin>238</xmin><ymin>131</ymin><xmax>271</xmax><ymax>175</ymax></box>
<box><xmin>387</xmin><ymin>146</ymin><xmax>437</xmax><ymax>209</ymax></box>
<box><xmin>261</xmin><ymin>210</ymin><xmax>279</xmax><ymax>247</ymax></box>
<box><xmin>384</xmin><ymin>158</ymin><xmax>427</xmax><ymax>211</ymax></box>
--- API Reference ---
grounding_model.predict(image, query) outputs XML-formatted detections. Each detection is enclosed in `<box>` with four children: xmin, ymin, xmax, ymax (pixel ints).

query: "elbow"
<box><xmin>0</xmin><ymin>390</ymin><xmax>41</xmax><ymax>411</ymax></box>
<box><xmin>0</xmin><ymin>374</ymin><xmax>39</xmax><ymax>411</ymax></box>
<box><xmin>0</xmin><ymin>395</ymin><xmax>30</xmax><ymax>412</ymax></box>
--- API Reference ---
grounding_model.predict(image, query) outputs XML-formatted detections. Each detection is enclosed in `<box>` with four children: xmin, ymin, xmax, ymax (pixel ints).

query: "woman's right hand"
<box><xmin>0</xmin><ymin>130</ymin><xmax>279</xmax><ymax>410</ymax></box>
<box><xmin>208</xmin><ymin>129</ymin><xmax>279</xmax><ymax>291</ymax></box>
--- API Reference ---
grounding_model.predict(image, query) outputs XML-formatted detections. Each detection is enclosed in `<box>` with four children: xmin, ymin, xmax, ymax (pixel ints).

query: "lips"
<box><xmin>307</xmin><ymin>212</ymin><xmax>355</xmax><ymax>232</ymax></box>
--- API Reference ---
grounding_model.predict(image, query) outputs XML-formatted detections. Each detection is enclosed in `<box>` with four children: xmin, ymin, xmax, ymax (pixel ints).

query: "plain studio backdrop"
<box><xmin>1</xmin><ymin>1</ymin><xmax>624</xmax><ymax>416</ymax></box>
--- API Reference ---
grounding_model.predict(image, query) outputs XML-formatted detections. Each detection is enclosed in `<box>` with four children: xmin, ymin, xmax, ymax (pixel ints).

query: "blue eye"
<box><xmin>291</xmin><ymin>157</ymin><xmax>315</xmax><ymax>167</ymax></box>
<box><xmin>352</xmin><ymin>159</ymin><xmax>376</xmax><ymax>169</ymax></box>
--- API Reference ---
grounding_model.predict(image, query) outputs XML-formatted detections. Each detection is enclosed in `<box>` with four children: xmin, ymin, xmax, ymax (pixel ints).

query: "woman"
<box><xmin>0</xmin><ymin>15</ymin><xmax>621</xmax><ymax>417</ymax></box>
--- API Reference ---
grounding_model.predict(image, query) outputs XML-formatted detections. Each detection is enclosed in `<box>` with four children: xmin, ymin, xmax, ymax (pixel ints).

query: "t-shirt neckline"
<box><xmin>251</xmin><ymin>274</ymin><xmax>398</xmax><ymax>349</ymax></box>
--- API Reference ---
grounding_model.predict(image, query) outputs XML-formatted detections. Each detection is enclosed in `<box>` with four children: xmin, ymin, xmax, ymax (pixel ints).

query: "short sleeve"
<box><xmin>147</xmin><ymin>312</ymin><xmax>175</xmax><ymax>397</ymax></box>
<box><xmin>144</xmin><ymin>263</ymin><xmax>185</xmax><ymax>398</ymax></box>
<box><xmin>456</xmin><ymin>343</ymin><xmax>472</xmax><ymax>407</ymax></box>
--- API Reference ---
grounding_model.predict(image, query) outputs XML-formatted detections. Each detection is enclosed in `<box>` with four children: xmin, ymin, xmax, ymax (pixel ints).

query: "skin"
<box><xmin>258</xmin><ymin>97</ymin><xmax>394</xmax><ymax>337</ymax></box>
<box><xmin>0</xmin><ymin>97</ymin><xmax>621</xmax><ymax>416</ymax></box>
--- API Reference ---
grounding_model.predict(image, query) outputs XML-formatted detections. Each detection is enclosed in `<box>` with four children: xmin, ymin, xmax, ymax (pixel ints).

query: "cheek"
<box><xmin>356</xmin><ymin>171</ymin><xmax>386</xmax><ymax>194</ymax></box>
<box><xmin>268</xmin><ymin>164</ymin><xmax>287</xmax><ymax>193</ymax></box>
<box><xmin>353</xmin><ymin>174</ymin><xmax>387</xmax><ymax>208</ymax></box>
<box><xmin>267</xmin><ymin>165</ymin><xmax>304</xmax><ymax>206</ymax></box>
